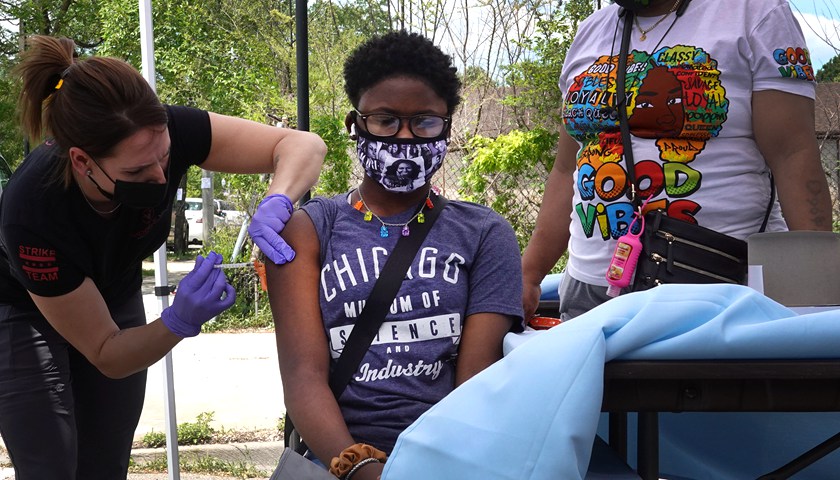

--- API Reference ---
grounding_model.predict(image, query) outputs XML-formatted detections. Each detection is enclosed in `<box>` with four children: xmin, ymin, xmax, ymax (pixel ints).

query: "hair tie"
<box><xmin>54</xmin><ymin>78</ymin><xmax>64</xmax><ymax>90</ymax></box>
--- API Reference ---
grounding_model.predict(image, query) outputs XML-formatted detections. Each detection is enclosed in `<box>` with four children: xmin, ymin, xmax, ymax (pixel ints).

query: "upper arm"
<box><xmin>753</xmin><ymin>90</ymin><xmax>818</xmax><ymax>173</ymax></box>
<box><xmin>554</xmin><ymin>129</ymin><xmax>580</xmax><ymax>176</ymax></box>
<box><xmin>29</xmin><ymin>278</ymin><xmax>119</xmax><ymax>364</ymax></box>
<box><xmin>753</xmin><ymin>90</ymin><xmax>832</xmax><ymax>230</ymax></box>
<box><xmin>539</xmin><ymin>130</ymin><xmax>578</xmax><ymax>218</ymax></box>
<box><xmin>265</xmin><ymin>210</ymin><xmax>331</xmax><ymax>383</ymax></box>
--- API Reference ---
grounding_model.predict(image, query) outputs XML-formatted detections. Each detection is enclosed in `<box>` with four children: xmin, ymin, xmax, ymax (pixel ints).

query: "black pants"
<box><xmin>0</xmin><ymin>292</ymin><xmax>147</xmax><ymax>480</ymax></box>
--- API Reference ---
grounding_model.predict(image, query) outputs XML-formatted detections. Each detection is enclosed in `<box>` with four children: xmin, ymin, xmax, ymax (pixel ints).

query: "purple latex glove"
<box><xmin>161</xmin><ymin>251</ymin><xmax>236</xmax><ymax>338</ymax></box>
<box><xmin>248</xmin><ymin>193</ymin><xmax>296</xmax><ymax>264</ymax></box>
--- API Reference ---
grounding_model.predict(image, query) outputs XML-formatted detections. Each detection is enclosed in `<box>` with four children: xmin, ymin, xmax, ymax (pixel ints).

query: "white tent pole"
<box><xmin>139</xmin><ymin>1</ymin><xmax>181</xmax><ymax>479</ymax></box>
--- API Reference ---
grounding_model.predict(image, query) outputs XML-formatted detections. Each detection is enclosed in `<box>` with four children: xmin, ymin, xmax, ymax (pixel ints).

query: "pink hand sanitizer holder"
<box><xmin>606</xmin><ymin>212</ymin><xmax>645</xmax><ymax>297</ymax></box>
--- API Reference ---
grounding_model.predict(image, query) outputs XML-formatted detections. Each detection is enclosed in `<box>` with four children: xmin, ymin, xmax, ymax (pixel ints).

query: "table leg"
<box><xmin>637</xmin><ymin>412</ymin><xmax>659</xmax><ymax>480</ymax></box>
<box><xmin>609</xmin><ymin>412</ymin><xmax>629</xmax><ymax>462</ymax></box>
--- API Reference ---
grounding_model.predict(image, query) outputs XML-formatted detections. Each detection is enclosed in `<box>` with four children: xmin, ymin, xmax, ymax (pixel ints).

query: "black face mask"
<box><xmin>87</xmin><ymin>157</ymin><xmax>168</xmax><ymax>209</ymax></box>
<box><xmin>612</xmin><ymin>0</ymin><xmax>651</xmax><ymax>10</ymax></box>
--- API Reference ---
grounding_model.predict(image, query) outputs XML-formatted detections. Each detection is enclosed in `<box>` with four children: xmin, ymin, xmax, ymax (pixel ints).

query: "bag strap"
<box><xmin>759</xmin><ymin>175</ymin><xmax>775</xmax><ymax>233</ymax></box>
<box><xmin>328</xmin><ymin>192</ymin><xmax>449</xmax><ymax>398</ymax></box>
<box><xmin>616</xmin><ymin>8</ymin><xmax>638</xmax><ymax>208</ymax></box>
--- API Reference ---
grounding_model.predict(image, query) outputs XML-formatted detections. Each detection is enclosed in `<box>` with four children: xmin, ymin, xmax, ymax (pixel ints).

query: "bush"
<box><xmin>140</xmin><ymin>412</ymin><xmax>216</xmax><ymax>448</ymax></box>
<box><xmin>195</xmin><ymin>222</ymin><xmax>272</xmax><ymax>331</ymax></box>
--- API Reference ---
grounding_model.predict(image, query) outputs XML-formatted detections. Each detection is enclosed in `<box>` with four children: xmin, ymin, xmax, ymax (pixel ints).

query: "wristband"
<box><xmin>329</xmin><ymin>443</ymin><xmax>387</xmax><ymax>479</ymax></box>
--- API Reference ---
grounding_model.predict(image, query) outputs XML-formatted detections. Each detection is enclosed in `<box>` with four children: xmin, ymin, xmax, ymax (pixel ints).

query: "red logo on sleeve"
<box><xmin>18</xmin><ymin>246</ymin><xmax>59</xmax><ymax>281</ymax></box>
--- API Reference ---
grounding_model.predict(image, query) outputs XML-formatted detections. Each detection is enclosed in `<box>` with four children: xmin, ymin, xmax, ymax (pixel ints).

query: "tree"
<box><xmin>0</xmin><ymin>0</ymin><xmax>104</xmax><ymax>167</ymax></box>
<box><xmin>503</xmin><ymin>0</ymin><xmax>593</xmax><ymax>131</ymax></box>
<box><xmin>457</xmin><ymin>0</ymin><xmax>593</xmax><ymax>259</ymax></box>
<box><xmin>817</xmin><ymin>53</ymin><xmax>840</xmax><ymax>82</ymax></box>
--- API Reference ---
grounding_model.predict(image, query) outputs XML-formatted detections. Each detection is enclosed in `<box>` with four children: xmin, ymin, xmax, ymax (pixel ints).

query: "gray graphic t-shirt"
<box><xmin>302</xmin><ymin>192</ymin><xmax>523</xmax><ymax>453</ymax></box>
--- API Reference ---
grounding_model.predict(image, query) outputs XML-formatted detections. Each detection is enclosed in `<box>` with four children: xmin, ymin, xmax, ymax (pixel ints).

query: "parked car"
<box><xmin>214</xmin><ymin>199</ymin><xmax>246</xmax><ymax>226</ymax></box>
<box><xmin>184</xmin><ymin>197</ymin><xmax>225</xmax><ymax>244</ymax></box>
<box><xmin>167</xmin><ymin>197</ymin><xmax>242</xmax><ymax>248</ymax></box>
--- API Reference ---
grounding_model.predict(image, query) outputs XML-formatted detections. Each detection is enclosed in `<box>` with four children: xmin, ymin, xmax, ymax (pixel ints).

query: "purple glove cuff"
<box><xmin>161</xmin><ymin>307</ymin><xmax>201</xmax><ymax>338</ymax></box>
<box><xmin>249</xmin><ymin>193</ymin><xmax>297</xmax><ymax>264</ymax></box>
<box><xmin>260</xmin><ymin>193</ymin><xmax>294</xmax><ymax>214</ymax></box>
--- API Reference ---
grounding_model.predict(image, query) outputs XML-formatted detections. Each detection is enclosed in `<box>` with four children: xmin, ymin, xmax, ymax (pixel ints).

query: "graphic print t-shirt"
<box><xmin>559</xmin><ymin>0</ymin><xmax>815</xmax><ymax>286</ymax></box>
<box><xmin>303</xmin><ymin>193</ymin><xmax>523</xmax><ymax>453</ymax></box>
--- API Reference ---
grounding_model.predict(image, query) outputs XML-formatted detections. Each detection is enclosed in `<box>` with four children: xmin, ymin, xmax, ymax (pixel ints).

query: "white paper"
<box><xmin>747</xmin><ymin>265</ymin><xmax>764</xmax><ymax>294</ymax></box>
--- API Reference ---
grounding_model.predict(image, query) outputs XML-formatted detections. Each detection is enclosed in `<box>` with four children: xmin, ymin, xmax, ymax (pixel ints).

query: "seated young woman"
<box><xmin>265</xmin><ymin>30</ymin><xmax>524</xmax><ymax>480</ymax></box>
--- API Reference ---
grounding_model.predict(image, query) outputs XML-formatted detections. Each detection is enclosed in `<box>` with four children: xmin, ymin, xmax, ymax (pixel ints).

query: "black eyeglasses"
<box><xmin>353</xmin><ymin>110</ymin><xmax>450</xmax><ymax>139</ymax></box>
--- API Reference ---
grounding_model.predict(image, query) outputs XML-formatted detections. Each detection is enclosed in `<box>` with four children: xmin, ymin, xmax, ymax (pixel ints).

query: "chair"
<box><xmin>747</xmin><ymin>231</ymin><xmax>840</xmax><ymax>307</ymax></box>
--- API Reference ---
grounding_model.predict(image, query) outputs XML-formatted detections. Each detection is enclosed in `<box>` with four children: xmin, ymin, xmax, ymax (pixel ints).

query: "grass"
<box><xmin>129</xmin><ymin>452</ymin><xmax>268</xmax><ymax>478</ymax></box>
<box><xmin>136</xmin><ymin>413</ymin><xmax>284</xmax><ymax>449</ymax></box>
<box><xmin>129</xmin><ymin>413</ymin><xmax>284</xmax><ymax>477</ymax></box>
<box><xmin>140</xmin><ymin>412</ymin><xmax>216</xmax><ymax>448</ymax></box>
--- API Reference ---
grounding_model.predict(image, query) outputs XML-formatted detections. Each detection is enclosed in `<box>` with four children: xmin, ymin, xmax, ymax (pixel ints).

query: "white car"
<box><xmin>214</xmin><ymin>199</ymin><xmax>246</xmax><ymax>226</ymax></box>
<box><xmin>184</xmin><ymin>198</ymin><xmax>226</xmax><ymax>244</ymax></box>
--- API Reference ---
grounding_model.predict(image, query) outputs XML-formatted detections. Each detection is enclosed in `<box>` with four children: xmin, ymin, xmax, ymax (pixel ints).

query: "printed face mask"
<box><xmin>88</xmin><ymin>157</ymin><xmax>169</xmax><ymax>209</ymax></box>
<box><xmin>355</xmin><ymin>129</ymin><xmax>447</xmax><ymax>193</ymax></box>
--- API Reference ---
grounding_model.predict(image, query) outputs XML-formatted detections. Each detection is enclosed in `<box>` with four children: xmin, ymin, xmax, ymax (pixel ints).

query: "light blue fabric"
<box><xmin>539</xmin><ymin>272</ymin><xmax>564</xmax><ymax>301</ymax></box>
<box><xmin>381</xmin><ymin>284</ymin><xmax>840</xmax><ymax>479</ymax></box>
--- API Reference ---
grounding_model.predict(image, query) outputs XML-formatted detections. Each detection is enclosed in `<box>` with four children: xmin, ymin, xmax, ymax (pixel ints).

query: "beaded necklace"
<box><xmin>353</xmin><ymin>186</ymin><xmax>434</xmax><ymax>238</ymax></box>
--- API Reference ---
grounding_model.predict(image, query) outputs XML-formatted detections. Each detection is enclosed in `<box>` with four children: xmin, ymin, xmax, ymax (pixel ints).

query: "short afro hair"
<box><xmin>343</xmin><ymin>30</ymin><xmax>461</xmax><ymax>114</ymax></box>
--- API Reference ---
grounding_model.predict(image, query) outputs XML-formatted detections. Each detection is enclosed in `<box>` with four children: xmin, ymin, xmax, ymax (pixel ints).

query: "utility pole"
<box><xmin>20</xmin><ymin>20</ymin><xmax>29</xmax><ymax>156</ymax></box>
<box><xmin>201</xmin><ymin>170</ymin><xmax>214</xmax><ymax>244</ymax></box>
<box><xmin>295</xmin><ymin>0</ymin><xmax>312</xmax><ymax>204</ymax></box>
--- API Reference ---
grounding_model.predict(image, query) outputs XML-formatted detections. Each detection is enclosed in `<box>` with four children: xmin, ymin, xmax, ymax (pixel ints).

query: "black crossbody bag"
<box><xmin>283</xmin><ymin>193</ymin><xmax>449</xmax><ymax>455</ymax></box>
<box><xmin>612</xmin><ymin>7</ymin><xmax>773</xmax><ymax>292</ymax></box>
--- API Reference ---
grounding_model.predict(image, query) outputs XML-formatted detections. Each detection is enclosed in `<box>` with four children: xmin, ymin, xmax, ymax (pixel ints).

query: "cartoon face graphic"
<box><xmin>628</xmin><ymin>65</ymin><xmax>685</xmax><ymax>138</ymax></box>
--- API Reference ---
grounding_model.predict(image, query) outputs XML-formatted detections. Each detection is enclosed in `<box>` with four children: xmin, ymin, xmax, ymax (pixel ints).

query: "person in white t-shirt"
<box><xmin>522</xmin><ymin>0</ymin><xmax>833</xmax><ymax>320</ymax></box>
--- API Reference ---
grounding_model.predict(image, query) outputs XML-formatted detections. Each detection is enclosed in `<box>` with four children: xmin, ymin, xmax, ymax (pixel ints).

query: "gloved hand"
<box><xmin>248</xmin><ymin>193</ymin><xmax>296</xmax><ymax>265</ymax></box>
<box><xmin>161</xmin><ymin>251</ymin><xmax>236</xmax><ymax>338</ymax></box>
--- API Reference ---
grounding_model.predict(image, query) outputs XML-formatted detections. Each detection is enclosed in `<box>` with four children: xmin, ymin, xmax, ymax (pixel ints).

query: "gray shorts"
<box><xmin>557</xmin><ymin>274</ymin><xmax>629</xmax><ymax>321</ymax></box>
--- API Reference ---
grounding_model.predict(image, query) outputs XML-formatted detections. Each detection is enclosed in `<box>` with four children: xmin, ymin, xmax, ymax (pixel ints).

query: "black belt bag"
<box><xmin>632</xmin><ymin>210</ymin><xmax>748</xmax><ymax>291</ymax></box>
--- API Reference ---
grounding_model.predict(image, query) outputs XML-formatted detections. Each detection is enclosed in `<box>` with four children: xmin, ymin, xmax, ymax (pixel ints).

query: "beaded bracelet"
<box><xmin>329</xmin><ymin>443</ymin><xmax>388</xmax><ymax>479</ymax></box>
<box><xmin>344</xmin><ymin>457</ymin><xmax>381</xmax><ymax>480</ymax></box>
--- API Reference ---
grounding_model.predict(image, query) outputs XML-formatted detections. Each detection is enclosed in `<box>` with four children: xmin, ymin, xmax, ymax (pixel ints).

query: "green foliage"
<box><xmin>194</xmin><ymin>222</ymin><xmax>272</xmax><ymax>330</ymax></box>
<box><xmin>5</xmin><ymin>0</ymin><xmax>102</xmax><ymax>43</ymax></box>
<box><xmin>459</xmin><ymin>128</ymin><xmax>558</xmax><ymax>250</ymax></box>
<box><xmin>306</xmin><ymin>2</ymin><xmax>368</xmax><ymax>118</ymax></box>
<box><xmin>312</xmin><ymin>115</ymin><xmax>354</xmax><ymax>197</ymax></box>
<box><xmin>204</xmin><ymin>301</ymin><xmax>274</xmax><ymax>333</ymax></box>
<box><xmin>0</xmin><ymin>53</ymin><xmax>22</xmax><ymax>168</ymax></box>
<box><xmin>98</xmin><ymin>0</ymin><xmax>296</xmax><ymax>120</ymax></box>
<box><xmin>140</xmin><ymin>430</ymin><xmax>166</xmax><ymax>449</ymax></box>
<box><xmin>130</xmin><ymin>454</ymin><xmax>266</xmax><ymax>478</ymax></box>
<box><xmin>140</xmin><ymin>412</ymin><xmax>216</xmax><ymax>447</ymax></box>
<box><xmin>178</xmin><ymin>412</ymin><xmax>217</xmax><ymax>445</ymax></box>
<box><xmin>816</xmin><ymin>53</ymin><xmax>840</xmax><ymax>83</ymax></box>
<box><xmin>503</xmin><ymin>0</ymin><xmax>593</xmax><ymax>131</ymax></box>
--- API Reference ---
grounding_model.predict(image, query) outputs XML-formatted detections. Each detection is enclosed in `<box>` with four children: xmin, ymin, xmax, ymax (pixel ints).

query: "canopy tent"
<box><xmin>138</xmin><ymin>0</ymin><xmax>310</xmax><ymax>477</ymax></box>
